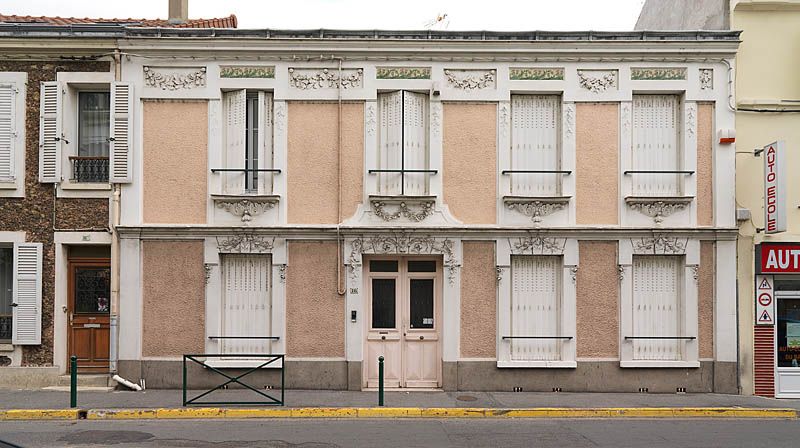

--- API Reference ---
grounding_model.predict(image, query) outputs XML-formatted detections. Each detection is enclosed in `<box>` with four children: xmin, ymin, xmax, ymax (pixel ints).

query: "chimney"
<box><xmin>168</xmin><ymin>0</ymin><xmax>189</xmax><ymax>23</ymax></box>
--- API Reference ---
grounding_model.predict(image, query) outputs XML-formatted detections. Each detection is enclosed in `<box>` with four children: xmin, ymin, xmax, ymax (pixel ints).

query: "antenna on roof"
<box><xmin>423</xmin><ymin>13</ymin><xmax>449</xmax><ymax>30</ymax></box>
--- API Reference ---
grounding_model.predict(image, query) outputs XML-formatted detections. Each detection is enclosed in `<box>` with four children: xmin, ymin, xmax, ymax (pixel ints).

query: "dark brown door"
<box><xmin>68</xmin><ymin>259</ymin><xmax>110</xmax><ymax>372</ymax></box>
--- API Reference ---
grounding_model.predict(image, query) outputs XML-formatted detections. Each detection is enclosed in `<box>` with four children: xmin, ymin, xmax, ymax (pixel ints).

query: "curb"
<box><xmin>0</xmin><ymin>407</ymin><xmax>796</xmax><ymax>420</ymax></box>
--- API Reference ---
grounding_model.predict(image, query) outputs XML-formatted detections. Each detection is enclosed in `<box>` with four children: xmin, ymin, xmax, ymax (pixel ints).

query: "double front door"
<box><xmin>365</xmin><ymin>258</ymin><xmax>441</xmax><ymax>389</ymax></box>
<box><xmin>68</xmin><ymin>259</ymin><xmax>111</xmax><ymax>372</ymax></box>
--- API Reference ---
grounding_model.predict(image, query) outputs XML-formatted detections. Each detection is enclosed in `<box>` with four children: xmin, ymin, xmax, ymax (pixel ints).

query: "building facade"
<box><xmin>104</xmin><ymin>28</ymin><xmax>740</xmax><ymax>391</ymax></box>
<box><xmin>638</xmin><ymin>0</ymin><xmax>800</xmax><ymax>398</ymax></box>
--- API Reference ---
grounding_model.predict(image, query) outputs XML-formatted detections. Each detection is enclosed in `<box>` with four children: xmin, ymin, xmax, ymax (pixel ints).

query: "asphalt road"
<box><xmin>1</xmin><ymin>418</ymin><xmax>799</xmax><ymax>448</ymax></box>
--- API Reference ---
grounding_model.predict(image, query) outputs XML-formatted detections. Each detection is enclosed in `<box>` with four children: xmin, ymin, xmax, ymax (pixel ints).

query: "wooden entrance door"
<box><xmin>364</xmin><ymin>258</ymin><xmax>441</xmax><ymax>389</ymax></box>
<box><xmin>68</xmin><ymin>259</ymin><xmax>110</xmax><ymax>372</ymax></box>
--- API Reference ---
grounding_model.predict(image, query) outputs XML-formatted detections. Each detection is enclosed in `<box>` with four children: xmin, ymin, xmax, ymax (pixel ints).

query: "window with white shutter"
<box><xmin>109</xmin><ymin>82</ymin><xmax>133</xmax><ymax>183</ymax></box>
<box><xmin>376</xmin><ymin>90</ymin><xmax>430</xmax><ymax>196</ymax></box>
<box><xmin>631</xmin><ymin>256</ymin><xmax>683</xmax><ymax>361</ymax></box>
<box><xmin>12</xmin><ymin>243</ymin><xmax>43</xmax><ymax>345</ymax></box>
<box><xmin>509</xmin><ymin>256</ymin><xmax>562</xmax><ymax>362</ymax></box>
<box><xmin>509</xmin><ymin>95</ymin><xmax>562</xmax><ymax>196</ymax></box>
<box><xmin>0</xmin><ymin>73</ymin><xmax>25</xmax><ymax>195</ymax></box>
<box><xmin>631</xmin><ymin>95</ymin><xmax>682</xmax><ymax>197</ymax></box>
<box><xmin>220</xmin><ymin>254</ymin><xmax>272</xmax><ymax>356</ymax></box>
<box><xmin>0</xmin><ymin>83</ymin><xmax>16</xmax><ymax>182</ymax></box>
<box><xmin>39</xmin><ymin>81</ymin><xmax>62</xmax><ymax>183</ymax></box>
<box><xmin>221</xmin><ymin>90</ymin><xmax>274</xmax><ymax>195</ymax></box>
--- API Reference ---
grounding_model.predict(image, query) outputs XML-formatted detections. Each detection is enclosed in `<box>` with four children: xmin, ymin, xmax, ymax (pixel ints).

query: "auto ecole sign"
<box><xmin>764</xmin><ymin>141</ymin><xmax>786</xmax><ymax>234</ymax></box>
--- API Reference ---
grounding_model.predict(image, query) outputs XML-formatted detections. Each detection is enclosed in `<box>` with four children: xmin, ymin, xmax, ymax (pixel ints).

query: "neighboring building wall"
<box><xmin>0</xmin><ymin>60</ymin><xmax>110</xmax><ymax>367</ymax></box>
<box><xmin>286</xmin><ymin>102</ymin><xmax>364</xmax><ymax>224</ymax></box>
<box><xmin>141</xmin><ymin>240</ymin><xmax>205</xmax><ymax>357</ymax></box>
<box><xmin>443</xmin><ymin>103</ymin><xmax>497</xmax><ymax>224</ymax></box>
<box><xmin>459</xmin><ymin>241</ymin><xmax>496</xmax><ymax>359</ymax></box>
<box><xmin>142</xmin><ymin>100</ymin><xmax>208</xmax><ymax>224</ymax></box>
<box><xmin>635</xmin><ymin>0</ymin><xmax>728</xmax><ymax>30</ymax></box>
<box><xmin>576</xmin><ymin>103</ymin><xmax>618</xmax><ymax>225</ymax></box>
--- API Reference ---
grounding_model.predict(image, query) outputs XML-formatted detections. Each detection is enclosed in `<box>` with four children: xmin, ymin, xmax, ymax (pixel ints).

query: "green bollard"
<box><xmin>70</xmin><ymin>355</ymin><xmax>77</xmax><ymax>409</ymax></box>
<box><xmin>378</xmin><ymin>356</ymin><xmax>384</xmax><ymax>407</ymax></box>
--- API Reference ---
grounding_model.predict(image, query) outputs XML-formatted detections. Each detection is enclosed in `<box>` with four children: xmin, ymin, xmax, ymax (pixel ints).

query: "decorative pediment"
<box><xmin>220</xmin><ymin>66</ymin><xmax>275</xmax><ymax>79</ymax></box>
<box><xmin>211</xmin><ymin>195</ymin><xmax>279</xmax><ymax>223</ymax></box>
<box><xmin>509</xmin><ymin>235</ymin><xmax>566</xmax><ymax>255</ymax></box>
<box><xmin>143</xmin><ymin>66</ymin><xmax>206</xmax><ymax>90</ymax></box>
<box><xmin>216</xmin><ymin>234</ymin><xmax>275</xmax><ymax>253</ymax></box>
<box><xmin>349</xmin><ymin>233</ymin><xmax>459</xmax><ymax>283</ymax></box>
<box><xmin>288</xmin><ymin>68</ymin><xmax>363</xmax><ymax>90</ymax></box>
<box><xmin>630</xmin><ymin>67</ymin><xmax>687</xmax><ymax>81</ymax></box>
<box><xmin>504</xmin><ymin>196</ymin><xmax>569</xmax><ymax>226</ymax></box>
<box><xmin>631</xmin><ymin>235</ymin><xmax>688</xmax><ymax>255</ymax></box>
<box><xmin>626</xmin><ymin>196</ymin><xmax>692</xmax><ymax>225</ymax></box>
<box><xmin>509</xmin><ymin>67</ymin><xmax>564</xmax><ymax>81</ymax></box>
<box><xmin>376</xmin><ymin>67</ymin><xmax>431</xmax><ymax>79</ymax></box>
<box><xmin>577</xmin><ymin>70</ymin><xmax>617</xmax><ymax>93</ymax></box>
<box><xmin>444</xmin><ymin>69</ymin><xmax>496</xmax><ymax>90</ymax></box>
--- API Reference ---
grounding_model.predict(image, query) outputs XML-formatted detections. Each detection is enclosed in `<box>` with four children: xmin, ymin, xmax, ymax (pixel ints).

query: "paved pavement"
<box><xmin>1</xmin><ymin>418</ymin><xmax>799</xmax><ymax>447</ymax></box>
<box><xmin>0</xmin><ymin>388</ymin><xmax>798</xmax><ymax>410</ymax></box>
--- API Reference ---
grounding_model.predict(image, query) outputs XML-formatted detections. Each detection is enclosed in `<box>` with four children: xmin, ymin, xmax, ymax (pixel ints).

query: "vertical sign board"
<box><xmin>755</xmin><ymin>275</ymin><xmax>775</xmax><ymax>325</ymax></box>
<box><xmin>764</xmin><ymin>141</ymin><xmax>786</xmax><ymax>234</ymax></box>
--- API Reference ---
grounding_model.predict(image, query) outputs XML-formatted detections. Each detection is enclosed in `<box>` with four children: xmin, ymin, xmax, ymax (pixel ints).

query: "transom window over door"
<box><xmin>631</xmin><ymin>95</ymin><xmax>682</xmax><ymax>197</ymax></box>
<box><xmin>221</xmin><ymin>90</ymin><xmax>274</xmax><ymax>195</ymax></box>
<box><xmin>375</xmin><ymin>90</ymin><xmax>431</xmax><ymax>196</ymax></box>
<box><xmin>631</xmin><ymin>256</ymin><xmax>684</xmax><ymax>361</ymax></box>
<box><xmin>509</xmin><ymin>95</ymin><xmax>562</xmax><ymax>197</ymax></box>
<box><xmin>220</xmin><ymin>254</ymin><xmax>272</xmax><ymax>355</ymax></box>
<box><xmin>509</xmin><ymin>256</ymin><xmax>563</xmax><ymax>361</ymax></box>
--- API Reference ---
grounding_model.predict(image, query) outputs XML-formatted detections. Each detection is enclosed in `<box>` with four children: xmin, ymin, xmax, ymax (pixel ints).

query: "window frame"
<box><xmin>0</xmin><ymin>244</ymin><xmax>13</xmax><ymax>343</ymax></box>
<box><xmin>0</xmin><ymin>72</ymin><xmax>26</xmax><ymax>198</ymax></box>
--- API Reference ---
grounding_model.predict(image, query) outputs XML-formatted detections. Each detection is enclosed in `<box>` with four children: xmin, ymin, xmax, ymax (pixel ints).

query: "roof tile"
<box><xmin>0</xmin><ymin>13</ymin><xmax>237</xmax><ymax>28</ymax></box>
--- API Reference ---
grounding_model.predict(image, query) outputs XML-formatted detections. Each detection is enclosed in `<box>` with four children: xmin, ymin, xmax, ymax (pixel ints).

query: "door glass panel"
<box><xmin>408</xmin><ymin>260</ymin><xmax>436</xmax><ymax>272</ymax></box>
<box><xmin>372</xmin><ymin>278</ymin><xmax>396</xmax><ymax>328</ymax></box>
<box><xmin>409</xmin><ymin>279</ymin><xmax>434</xmax><ymax>329</ymax></box>
<box><xmin>0</xmin><ymin>247</ymin><xmax>12</xmax><ymax>341</ymax></box>
<box><xmin>74</xmin><ymin>267</ymin><xmax>111</xmax><ymax>314</ymax></box>
<box><xmin>370</xmin><ymin>260</ymin><xmax>398</xmax><ymax>272</ymax></box>
<box><xmin>777</xmin><ymin>298</ymin><xmax>800</xmax><ymax>367</ymax></box>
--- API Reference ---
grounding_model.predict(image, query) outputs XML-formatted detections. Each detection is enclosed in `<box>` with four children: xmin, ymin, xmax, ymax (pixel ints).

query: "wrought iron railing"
<box><xmin>70</xmin><ymin>156</ymin><xmax>109</xmax><ymax>183</ymax></box>
<box><xmin>182</xmin><ymin>353</ymin><xmax>284</xmax><ymax>406</ymax></box>
<box><xmin>0</xmin><ymin>315</ymin><xmax>11</xmax><ymax>341</ymax></box>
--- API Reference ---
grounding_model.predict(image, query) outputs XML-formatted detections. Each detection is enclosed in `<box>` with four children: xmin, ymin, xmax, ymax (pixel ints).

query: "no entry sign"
<box><xmin>755</xmin><ymin>275</ymin><xmax>774</xmax><ymax>325</ymax></box>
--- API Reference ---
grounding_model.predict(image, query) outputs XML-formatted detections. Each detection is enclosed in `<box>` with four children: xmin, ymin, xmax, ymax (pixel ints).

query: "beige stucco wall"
<box><xmin>443</xmin><ymin>102</ymin><xmax>497</xmax><ymax>224</ymax></box>
<box><xmin>287</xmin><ymin>102</ymin><xmax>364</xmax><ymax>224</ymax></box>
<box><xmin>576</xmin><ymin>103</ymin><xmax>619</xmax><ymax>225</ymax></box>
<box><xmin>699</xmin><ymin>241</ymin><xmax>715</xmax><ymax>359</ymax></box>
<box><xmin>286</xmin><ymin>241</ymin><xmax>344</xmax><ymax>357</ymax></box>
<box><xmin>576</xmin><ymin>241</ymin><xmax>619</xmax><ymax>358</ymax></box>
<box><xmin>460</xmin><ymin>241</ymin><xmax>496</xmax><ymax>359</ymax></box>
<box><xmin>697</xmin><ymin>103</ymin><xmax>714</xmax><ymax>226</ymax></box>
<box><xmin>143</xmin><ymin>100</ymin><xmax>208</xmax><ymax>224</ymax></box>
<box><xmin>141</xmin><ymin>240</ymin><xmax>206</xmax><ymax>357</ymax></box>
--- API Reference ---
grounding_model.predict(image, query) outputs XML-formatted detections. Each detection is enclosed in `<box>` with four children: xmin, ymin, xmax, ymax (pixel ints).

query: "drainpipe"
<box><xmin>334</xmin><ymin>55</ymin><xmax>346</xmax><ymax>296</ymax></box>
<box><xmin>109</xmin><ymin>49</ymin><xmax>122</xmax><ymax>373</ymax></box>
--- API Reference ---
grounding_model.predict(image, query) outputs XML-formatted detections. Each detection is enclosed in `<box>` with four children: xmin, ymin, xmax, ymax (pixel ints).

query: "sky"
<box><xmin>1</xmin><ymin>0</ymin><xmax>647</xmax><ymax>31</ymax></box>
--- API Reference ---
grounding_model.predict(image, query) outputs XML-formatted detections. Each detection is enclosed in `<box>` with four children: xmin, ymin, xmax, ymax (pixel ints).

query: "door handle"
<box><xmin>419</xmin><ymin>336</ymin><xmax>425</xmax><ymax>340</ymax></box>
<box><xmin>381</xmin><ymin>336</ymin><xmax>386</xmax><ymax>340</ymax></box>
<box><xmin>10</xmin><ymin>303</ymin><xmax>17</xmax><ymax>307</ymax></box>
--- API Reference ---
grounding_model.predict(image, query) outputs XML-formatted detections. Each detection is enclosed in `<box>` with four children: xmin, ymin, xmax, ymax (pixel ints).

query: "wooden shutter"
<box><xmin>0</xmin><ymin>83</ymin><xmax>15</xmax><ymax>180</ymax></box>
<box><xmin>632</xmin><ymin>256</ymin><xmax>682</xmax><ymax>360</ymax></box>
<box><xmin>221</xmin><ymin>254</ymin><xmax>272</xmax><ymax>355</ymax></box>
<box><xmin>12</xmin><ymin>243</ymin><xmax>42</xmax><ymax>345</ymax></box>
<box><xmin>109</xmin><ymin>82</ymin><xmax>133</xmax><ymax>183</ymax></box>
<box><xmin>378</xmin><ymin>91</ymin><xmax>403</xmax><ymax>195</ymax></box>
<box><xmin>258</xmin><ymin>92</ymin><xmax>274</xmax><ymax>194</ymax></box>
<box><xmin>511</xmin><ymin>256</ymin><xmax>561</xmax><ymax>361</ymax></box>
<box><xmin>511</xmin><ymin>95</ymin><xmax>561</xmax><ymax>196</ymax></box>
<box><xmin>223</xmin><ymin>89</ymin><xmax>246</xmax><ymax>194</ymax></box>
<box><xmin>632</xmin><ymin>95</ymin><xmax>680</xmax><ymax>196</ymax></box>
<box><xmin>38</xmin><ymin>82</ymin><xmax>62</xmax><ymax>183</ymax></box>
<box><xmin>403</xmin><ymin>91</ymin><xmax>428</xmax><ymax>196</ymax></box>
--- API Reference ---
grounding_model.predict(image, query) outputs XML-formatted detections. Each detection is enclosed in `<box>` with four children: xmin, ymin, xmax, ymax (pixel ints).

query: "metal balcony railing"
<box><xmin>0</xmin><ymin>315</ymin><xmax>11</xmax><ymax>341</ymax></box>
<box><xmin>70</xmin><ymin>156</ymin><xmax>109</xmax><ymax>183</ymax></box>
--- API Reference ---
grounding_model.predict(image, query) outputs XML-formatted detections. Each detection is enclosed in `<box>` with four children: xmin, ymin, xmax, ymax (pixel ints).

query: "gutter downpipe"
<box><xmin>334</xmin><ymin>55</ymin><xmax>346</xmax><ymax>297</ymax></box>
<box><xmin>109</xmin><ymin>48</ymin><xmax>122</xmax><ymax>374</ymax></box>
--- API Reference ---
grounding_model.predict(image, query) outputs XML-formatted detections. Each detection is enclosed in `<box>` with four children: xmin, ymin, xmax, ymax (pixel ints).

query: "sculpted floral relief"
<box><xmin>288</xmin><ymin>68</ymin><xmax>363</xmax><ymax>89</ymax></box>
<box><xmin>216</xmin><ymin>234</ymin><xmax>275</xmax><ymax>253</ymax></box>
<box><xmin>348</xmin><ymin>234</ymin><xmax>460</xmax><ymax>284</ymax></box>
<box><xmin>143</xmin><ymin>66</ymin><xmax>207</xmax><ymax>90</ymax></box>
<box><xmin>444</xmin><ymin>69</ymin><xmax>496</xmax><ymax>90</ymax></box>
<box><xmin>577</xmin><ymin>70</ymin><xmax>617</xmax><ymax>93</ymax></box>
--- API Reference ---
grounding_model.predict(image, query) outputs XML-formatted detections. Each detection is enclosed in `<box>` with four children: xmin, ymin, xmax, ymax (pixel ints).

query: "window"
<box><xmin>375</xmin><ymin>90</ymin><xmax>432</xmax><ymax>196</ymax></box>
<box><xmin>0</xmin><ymin>247</ymin><xmax>11</xmax><ymax>342</ymax></box>
<box><xmin>72</xmin><ymin>91</ymin><xmax>110</xmax><ymax>183</ymax></box>
<box><xmin>0</xmin><ymin>243</ymin><xmax>42</xmax><ymax>345</ymax></box>
<box><xmin>220</xmin><ymin>90</ymin><xmax>274</xmax><ymax>195</ymax></box>
<box><xmin>630</xmin><ymin>95</ymin><xmax>683</xmax><ymax>197</ymax></box>
<box><xmin>508</xmin><ymin>95</ymin><xmax>563</xmax><ymax>197</ymax></box>
<box><xmin>220</xmin><ymin>254</ymin><xmax>272</xmax><ymax>355</ymax></box>
<box><xmin>630</xmin><ymin>256</ymin><xmax>687</xmax><ymax>361</ymax></box>
<box><xmin>0</xmin><ymin>72</ymin><xmax>26</xmax><ymax>196</ymax></box>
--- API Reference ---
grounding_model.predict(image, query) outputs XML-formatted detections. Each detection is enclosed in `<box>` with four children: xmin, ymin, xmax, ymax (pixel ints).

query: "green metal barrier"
<box><xmin>182</xmin><ymin>354</ymin><xmax>285</xmax><ymax>406</ymax></box>
<box><xmin>378</xmin><ymin>356</ymin><xmax>384</xmax><ymax>406</ymax></box>
<box><xmin>70</xmin><ymin>355</ymin><xmax>77</xmax><ymax>408</ymax></box>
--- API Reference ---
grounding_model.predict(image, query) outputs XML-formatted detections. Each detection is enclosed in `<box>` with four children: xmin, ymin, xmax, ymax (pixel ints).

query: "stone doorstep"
<box><xmin>0</xmin><ymin>368</ymin><xmax>115</xmax><ymax>390</ymax></box>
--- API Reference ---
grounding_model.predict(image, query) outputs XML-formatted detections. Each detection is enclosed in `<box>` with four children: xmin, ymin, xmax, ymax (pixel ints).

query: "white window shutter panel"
<box><xmin>223</xmin><ymin>89</ymin><xmax>246</xmax><ymax>194</ymax></box>
<box><xmin>110</xmin><ymin>82</ymin><xmax>133</xmax><ymax>183</ymax></box>
<box><xmin>511</xmin><ymin>95</ymin><xmax>560</xmax><ymax>196</ymax></box>
<box><xmin>378</xmin><ymin>91</ymin><xmax>402</xmax><ymax>195</ymax></box>
<box><xmin>632</xmin><ymin>256</ymin><xmax>682</xmax><ymax>360</ymax></box>
<box><xmin>221</xmin><ymin>254</ymin><xmax>272</xmax><ymax>356</ymax></box>
<box><xmin>258</xmin><ymin>92</ymin><xmax>274</xmax><ymax>194</ymax></box>
<box><xmin>12</xmin><ymin>243</ymin><xmax>43</xmax><ymax>345</ymax></box>
<box><xmin>0</xmin><ymin>83</ymin><xmax>15</xmax><ymax>180</ymax></box>
<box><xmin>632</xmin><ymin>95</ymin><xmax>680</xmax><ymax>196</ymax></box>
<box><xmin>511</xmin><ymin>256</ymin><xmax>561</xmax><ymax>361</ymax></box>
<box><xmin>38</xmin><ymin>81</ymin><xmax>62</xmax><ymax>183</ymax></box>
<box><xmin>402</xmin><ymin>91</ymin><xmax>428</xmax><ymax>195</ymax></box>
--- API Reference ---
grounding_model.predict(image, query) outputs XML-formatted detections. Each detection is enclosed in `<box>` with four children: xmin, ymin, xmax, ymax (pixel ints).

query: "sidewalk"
<box><xmin>0</xmin><ymin>389</ymin><xmax>798</xmax><ymax>420</ymax></box>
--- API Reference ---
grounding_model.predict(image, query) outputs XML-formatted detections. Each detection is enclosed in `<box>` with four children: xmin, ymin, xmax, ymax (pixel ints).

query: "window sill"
<box><xmin>0</xmin><ymin>180</ymin><xmax>17</xmax><ymax>190</ymax></box>
<box><xmin>211</xmin><ymin>194</ymin><xmax>280</xmax><ymax>223</ymax></box>
<box><xmin>369</xmin><ymin>195</ymin><xmax>436</xmax><ymax>222</ymax></box>
<box><xmin>0</xmin><ymin>343</ymin><xmax>14</xmax><ymax>352</ymax></box>
<box><xmin>503</xmin><ymin>196</ymin><xmax>570</xmax><ymax>222</ymax></box>
<box><xmin>620</xmin><ymin>360</ymin><xmax>700</xmax><ymax>369</ymax></box>
<box><xmin>61</xmin><ymin>181</ymin><xmax>111</xmax><ymax>191</ymax></box>
<box><xmin>625</xmin><ymin>196</ymin><xmax>693</xmax><ymax>224</ymax></box>
<box><xmin>497</xmin><ymin>360</ymin><xmax>577</xmax><ymax>369</ymax></box>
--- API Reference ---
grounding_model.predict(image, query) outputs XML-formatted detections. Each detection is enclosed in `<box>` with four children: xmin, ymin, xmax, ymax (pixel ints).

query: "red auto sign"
<box><xmin>759</xmin><ymin>243</ymin><xmax>800</xmax><ymax>273</ymax></box>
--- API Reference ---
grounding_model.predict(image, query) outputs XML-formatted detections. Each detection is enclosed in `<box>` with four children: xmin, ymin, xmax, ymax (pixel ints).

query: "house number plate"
<box><xmin>83</xmin><ymin>323</ymin><xmax>101</xmax><ymax>328</ymax></box>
